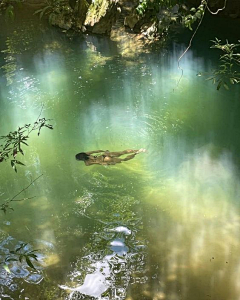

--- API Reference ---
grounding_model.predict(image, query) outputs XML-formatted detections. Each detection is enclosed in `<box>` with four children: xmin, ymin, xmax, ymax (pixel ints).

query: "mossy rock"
<box><xmin>50</xmin><ymin>5</ymin><xmax>73</xmax><ymax>30</ymax></box>
<box><xmin>74</xmin><ymin>0</ymin><xmax>90</xmax><ymax>29</ymax></box>
<box><xmin>84</xmin><ymin>0</ymin><xmax>119</xmax><ymax>34</ymax></box>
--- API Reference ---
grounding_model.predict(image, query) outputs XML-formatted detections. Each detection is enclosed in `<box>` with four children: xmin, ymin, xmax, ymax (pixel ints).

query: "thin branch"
<box><xmin>176</xmin><ymin>2</ymin><xmax>207</xmax><ymax>88</ymax></box>
<box><xmin>1</xmin><ymin>174</ymin><xmax>43</xmax><ymax>213</ymax></box>
<box><xmin>80</xmin><ymin>212</ymin><xmax>108</xmax><ymax>225</ymax></box>
<box><xmin>177</xmin><ymin>0</ymin><xmax>228</xmax><ymax>83</ymax></box>
<box><xmin>11</xmin><ymin>174</ymin><xmax>43</xmax><ymax>202</ymax></box>
<box><xmin>11</xmin><ymin>196</ymin><xmax>36</xmax><ymax>202</ymax></box>
<box><xmin>206</xmin><ymin>0</ymin><xmax>228</xmax><ymax>15</ymax></box>
<box><xmin>28</xmin><ymin>104</ymin><xmax>44</xmax><ymax>135</ymax></box>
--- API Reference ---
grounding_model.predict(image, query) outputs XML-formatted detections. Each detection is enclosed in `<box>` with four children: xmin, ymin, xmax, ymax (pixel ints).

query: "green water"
<box><xmin>1</xmin><ymin>10</ymin><xmax>240</xmax><ymax>300</ymax></box>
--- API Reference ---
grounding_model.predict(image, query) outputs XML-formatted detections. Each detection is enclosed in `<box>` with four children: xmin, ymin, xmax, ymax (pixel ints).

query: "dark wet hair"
<box><xmin>75</xmin><ymin>152</ymin><xmax>90</xmax><ymax>161</ymax></box>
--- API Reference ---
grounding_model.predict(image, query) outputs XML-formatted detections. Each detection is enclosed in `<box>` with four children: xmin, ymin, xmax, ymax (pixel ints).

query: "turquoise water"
<box><xmin>1</xmin><ymin>10</ymin><xmax>240</xmax><ymax>300</ymax></box>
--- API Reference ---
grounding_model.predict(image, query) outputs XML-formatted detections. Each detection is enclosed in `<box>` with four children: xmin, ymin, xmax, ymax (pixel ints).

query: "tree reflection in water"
<box><xmin>61</xmin><ymin>190</ymin><xmax>147</xmax><ymax>300</ymax></box>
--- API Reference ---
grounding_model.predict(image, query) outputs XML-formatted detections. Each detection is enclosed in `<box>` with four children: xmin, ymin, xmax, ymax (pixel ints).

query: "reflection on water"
<box><xmin>0</xmin><ymin>234</ymin><xmax>43</xmax><ymax>298</ymax></box>
<box><xmin>62</xmin><ymin>174</ymin><xmax>146</xmax><ymax>299</ymax></box>
<box><xmin>62</xmin><ymin>223</ymin><xmax>146</xmax><ymax>300</ymax></box>
<box><xmin>140</xmin><ymin>145</ymin><xmax>240</xmax><ymax>300</ymax></box>
<box><xmin>1</xmin><ymin>13</ymin><xmax>240</xmax><ymax>300</ymax></box>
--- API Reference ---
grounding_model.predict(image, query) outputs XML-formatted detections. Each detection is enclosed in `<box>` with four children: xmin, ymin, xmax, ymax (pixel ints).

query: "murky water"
<box><xmin>1</xmin><ymin>9</ymin><xmax>240</xmax><ymax>300</ymax></box>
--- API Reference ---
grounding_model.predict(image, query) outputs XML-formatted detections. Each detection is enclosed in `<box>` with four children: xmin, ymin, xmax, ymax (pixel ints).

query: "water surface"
<box><xmin>1</xmin><ymin>10</ymin><xmax>240</xmax><ymax>300</ymax></box>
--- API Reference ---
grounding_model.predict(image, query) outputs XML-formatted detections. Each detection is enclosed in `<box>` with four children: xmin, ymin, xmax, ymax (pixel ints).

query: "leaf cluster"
<box><xmin>33</xmin><ymin>0</ymin><xmax>70</xmax><ymax>24</ymax></box>
<box><xmin>135</xmin><ymin>0</ymin><xmax>207</xmax><ymax>38</ymax></box>
<box><xmin>136</xmin><ymin>0</ymin><xmax>177</xmax><ymax>16</ymax></box>
<box><xmin>0</xmin><ymin>194</ymin><xmax>34</xmax><ymax>214</ymax></box>
<box><xmin>0</xmin><ymin>0</ymin><xmax>23</xmax><ymax>21</ymax></box>
<box><xmin>0</xmin><ymin>111</ymin><xmax>51</xmax><ymax>273</ymax></box>
<box><xmin>208</xmin><ymin>38</ymin><xmax>240</xmax><ymax>90</ymax></box>
<box><xmin>183</xmin><ymin>0</ymin><xmax>205</xmax><ymax>30</ymax></box>
<box><xmin>2</xmin><ymin>243</ymin><xmax>39</xmax><ymax>272</ymax></box>
<box><xmin>136</xmin><ymin>0</ymin><xmax>158</xmax><ymax>16</ymax></box>
<box><xmin>0</xmin><ymin>117</ymin><xmax>53</xmax><ymax>172</ymax></box>
<box><xmin>1</xmin><ymin>201</ymin><xmax>14</xmax><ymax>214</ymax></box>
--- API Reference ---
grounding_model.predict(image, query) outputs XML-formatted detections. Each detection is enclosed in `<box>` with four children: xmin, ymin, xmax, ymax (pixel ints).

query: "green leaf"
<box><xmin>11</xmin><ymin>160</ymin><xmax>17</xmax><ymax>172</ymax></box>
<box><xmin>5</xmin><ymin>5</ymin><xmax>15</xmax><ymax>22</ymax></box>
<box><xmin>15</xmin><ymin>160</ymin><xmax>25</xmax><ymax>166</ymax></box>
<box><xmin>21</xmin><ymin>141</ymin><xmax>29</xmax><ymax>146</ymax></box>
<box><xmin>16</xmin><ymin>243</ymin><xmax>27</xmax><ymax>252</ymax></box>
<box><xmin>217</xmin><ymin>81</ymin><xmax>222</xmax><ymax>90</ymax></box>
<box><xmin>28</xmin><ymin>254</ymin><xmax>38</xmax><ymax>260</ymax></box>
<box><xmin>40</xmin><ymin>6</ymin><xmax>51</xmax><ymax>19</ymax></box>
<box><xmin>195</xmin><ymin>12</ymin><xmax>202</xmax><ymax>19</ymax></box>
<box><xmin>18</xmin><ymin>147</ymin><xmax>24</xmax><ymax>155</ymax></box>
<box><xmin>25</xmin><ymin>257</ymin><xmax>36</xmax><ymax>270</ymax></box>
<box><xmin>45</xmin><ymin>124</ymin><xmax>53</xmax><ymax>129</ymax></box>
<box><xmin>33</xmin><ymin>9</ymin><xmax>43</xmax><ymax>15</ymax></box>
<box><xmin>6</xmin><ymin>258</ymin><xmax>18</xmax><ymax>262</ymax></box>
<box><xmin>223</xmin><ymin>83</ymin><xmax>229</xmax><ymax>90</ymax></box>
<box><xmin>3</xmin><ymin>265</ymin><xmax>11</xmax><ymax>273</ymax></box>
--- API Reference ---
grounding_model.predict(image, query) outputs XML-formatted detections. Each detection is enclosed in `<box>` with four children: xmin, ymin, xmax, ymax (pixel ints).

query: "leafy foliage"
<box><xmin>2</xmin><ymin>243</ymin><xmax>39</xmax><ymax>272</ymax></box>
<box><xmin>33</xmin><ymin>0</ymin><xmax>71</xmax><ymax>24</ymax></box>
<box><xmin>0</xmin><ymin>0</ymin><xmax>23</xmax><ymax>21</ymax></box>
<box><xmin>136</xmin><ymin>0</ymin><xmax>158</xmax><ymax>15</ymax></box>
<box><xmin>208</xmin><ymin>38</ymin><xmax>240</xmax><ymax>90</ymax></box>
<box><xmin>0</xmin><ymin>117</ymin><xmax>53</xmax><ymax>171</ymax></box>
<box><xmin>136</xmin><ymin>0</ymin><xmax>177</xmax><ymax>16</ymax></box>
<box><xmin>0</xmin><ymin>107</ymin><xmax>52</xmax><ymax>274</ymax></box>
<box><xmin>135</xmin><ymin>0</ymin><xmax>207</xmax><ymax>39</ymax></box>
<box><xmin>183</xmin><ymin>1</ymin><xmax>205</xmax><ymax>30</ymax></box>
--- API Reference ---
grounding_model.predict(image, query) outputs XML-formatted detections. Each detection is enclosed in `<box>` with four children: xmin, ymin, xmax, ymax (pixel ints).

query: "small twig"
<box><xmin>11</xmin><ymin>196</ymin><xmax>36</xmax><ymax>202</ymax></box>
<box><xmin>1</xmin><ymin>174</ymin><xmax>43</xmax><ymax>213</ymax></box>
<box><xmin>11</xmin><ymin>174</ymin><xmax>43</xmax><ymax>202</ymax></box>
<box><xmin>176</xmin><ymin>2</ymin><xmax>207</xmax><ymax>88</ymax></box>
<box><xmin>177</xmin><ymin>0</ymin><xmax>228</xmax><ymax>88</ymax></box>
<box><xmin>80</xmin><ymin>212</ymin><xmax>108</xmax><ymax>225</ymax></box>
<box><xmin>28</xmin><ymin>104</ymin><xmax>44</xmax><ymax>135</ymax></box>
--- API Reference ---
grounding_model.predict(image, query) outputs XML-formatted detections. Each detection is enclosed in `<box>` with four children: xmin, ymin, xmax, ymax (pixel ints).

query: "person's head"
<box><xmin>75</xmin><ymin>152</ymin><xmax>90</xmax><ymax>161</ymax></box>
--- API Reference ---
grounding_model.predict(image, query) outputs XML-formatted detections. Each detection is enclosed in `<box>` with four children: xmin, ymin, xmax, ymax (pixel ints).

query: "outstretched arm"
<box><xmin>85</xmin><ymin>150</ymin><xmax>105</xmax><ymax>155</ymax></box>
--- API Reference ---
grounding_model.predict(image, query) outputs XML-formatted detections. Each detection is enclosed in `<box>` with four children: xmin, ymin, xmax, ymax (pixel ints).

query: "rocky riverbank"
<box><xmin>1</xmin><ymin>0</ymin><xmax>239</xmax><ymax>58</ymax></box>
<box><xmin>21</xmin><ymin>0</ymin><xmax>240</xmax><ymax>35</ymax></box>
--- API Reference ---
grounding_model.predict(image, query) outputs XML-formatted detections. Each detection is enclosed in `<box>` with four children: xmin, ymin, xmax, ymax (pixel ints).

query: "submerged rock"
<box><xmin>124</xmin><ymin>12</ymin><xmax>140</xmax><ymax>30</ymax></box>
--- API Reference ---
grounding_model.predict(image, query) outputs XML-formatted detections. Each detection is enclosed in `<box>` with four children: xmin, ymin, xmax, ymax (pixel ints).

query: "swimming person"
<box><xmin>75</xmin><ymin>149</ymin><xmax>147</xmax><ymax>166</ymax></box>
